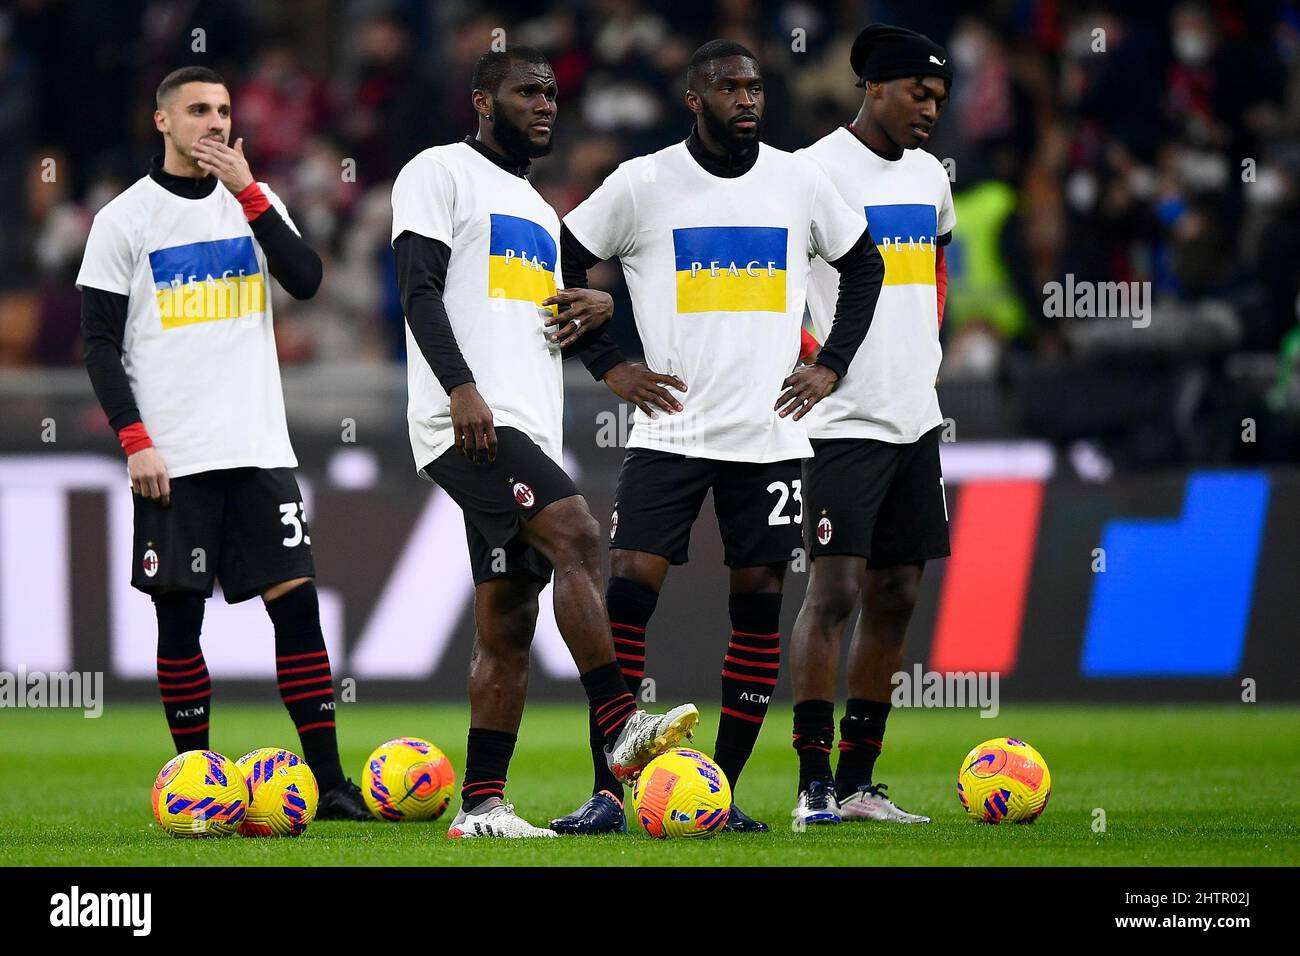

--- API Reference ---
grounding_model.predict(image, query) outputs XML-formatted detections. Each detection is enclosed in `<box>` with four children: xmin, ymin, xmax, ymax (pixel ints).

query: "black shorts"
<box><xmin>132</xmin><ymin>467</ymin><xmax>316</xmax><ymax>603</ymax></box>
<box><xmin>802</xmin><ymin>424</ymin><xmax>951</xmax><ymax>568</ymax></box>
<box><xmin>609</xmin><ymin>448</ymin><xmax>804</xmax><ymax>567</ymax></box>
<box><xmin>422</xmin><ymin>427</ymin><xmax>579</xmax><ymax>586</ymax></box>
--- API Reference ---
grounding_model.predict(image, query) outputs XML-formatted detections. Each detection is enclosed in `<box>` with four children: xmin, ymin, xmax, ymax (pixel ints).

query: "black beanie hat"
<box><xmin>850</xmin><ymin>24</ymin><xmax>952</xmax><ymax>87</ymax></box>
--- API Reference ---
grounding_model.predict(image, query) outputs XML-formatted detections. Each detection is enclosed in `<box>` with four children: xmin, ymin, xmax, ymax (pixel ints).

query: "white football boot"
<box><xmin>792</xmin><ymin>779</ymin><xmax>841</xmax><ymax>829</ymax></box>
<box><xmin>605</xmin><ymin>703</ymin><xmax>700</xmax><ymax>782</ymax></box>
<box><xmin>446</xmin><ymin>797</ymin><xmax>557</xmax><ymax>839</ymax></box>
<box><xmin>837</xmin><ymin>783</ymin><xmax>930</xmax><ymax>823</ymax></box>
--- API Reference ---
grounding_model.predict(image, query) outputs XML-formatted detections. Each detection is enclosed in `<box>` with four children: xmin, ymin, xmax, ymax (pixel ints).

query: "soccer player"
<box><xmin>788</xmin><ymin>25</ymin><xmax>955</xmax><ymax>827</ymax></box>
<box><xmin>76</xmin><ymin>66</ymin><xmax>369</xmax><ymax>820</ymax></box>
<box><xmin>551</xmin><ymin>40</ymin><xmax>886</xmax><ymax>835</ymax></box>
<box><xmin>390</xmin><ymin>47</ymin><xmax>699</xmax><ymax>839</ymax></box>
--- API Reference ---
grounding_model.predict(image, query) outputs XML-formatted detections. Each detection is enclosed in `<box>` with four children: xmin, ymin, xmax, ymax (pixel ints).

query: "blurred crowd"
<box><xmin>2</xmin><ymin>0</ymin><xmax>1299</xmax><ymax>463</ymax></box>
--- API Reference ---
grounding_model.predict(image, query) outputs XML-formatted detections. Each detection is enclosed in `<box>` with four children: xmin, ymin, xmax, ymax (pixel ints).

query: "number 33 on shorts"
<box><xmin>279</xmin><ymin>501</ymin><xmax>311</xmax><ymax>547</ymax></box>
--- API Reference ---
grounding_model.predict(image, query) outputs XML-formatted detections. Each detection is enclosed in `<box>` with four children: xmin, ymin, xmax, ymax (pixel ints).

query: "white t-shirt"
<box><xmin>799</xmin><ymin>127</ymin><xmax>955</xmax><ymax>443</ymax></box>
<box><xmin>76</xmin><ymin>175</ymin><xmax>298</xmax><ymax>478</ymax></box>
<box><xmin>391</xmin><ymin>142</ymin><xmax>564</xmax><ymax>474</ymax></box>
<box><xmin>564</xmin><ymin>141</ymin><xmax>865</xmax><ymax>463</ymax></box>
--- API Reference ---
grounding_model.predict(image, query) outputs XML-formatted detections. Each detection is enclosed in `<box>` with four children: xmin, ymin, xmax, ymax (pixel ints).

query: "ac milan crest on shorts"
<box><xmin>801</xmin><ymin>424</ymin><xmax>950</xmax><ymax>568</ymax></box>
<box><xmin>131</xmin><ymin>467</ymin><xmax>315</xmax><ymax>601</ymax></box>
<box><xmin>815</xmin><ymin>514</ymin><xmax>833</xmax><ymax>547</ymax></box>
<box><xmin>422</xmin><ymin>426</ymin><xmax>580</xmax><ymax>584</ymax></box>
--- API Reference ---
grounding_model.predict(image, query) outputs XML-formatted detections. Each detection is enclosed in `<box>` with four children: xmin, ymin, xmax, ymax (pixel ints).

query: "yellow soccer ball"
<box><xmin>235</xmin><ymin>748</ymin><xmax>318</xmax><ymax>837</ymax></box>
<box><xmin>631</xmin><ymin>748</ymin><xmax>731</xmax><ymax>839</ymax></box>
<box><xmin>956</xmin><ymin>737</ymin><xmax>1052</xmax><ymax>823</ymax></box>
<box><xmin>151</xmin><ymin>750</ymin><xmax>247</xmax><ymax>838</ymax></box>
<box><xmin>362</xmin><ymin>737</ymin><xmax>455</xmax><ymax>821</ymax></box>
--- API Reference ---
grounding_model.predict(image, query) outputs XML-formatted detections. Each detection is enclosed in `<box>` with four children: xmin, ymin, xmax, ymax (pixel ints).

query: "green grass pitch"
<box><xmin>1</xmin><ymin>702</ymin><xmax>1296</xmax><ymax>866</ymax></box>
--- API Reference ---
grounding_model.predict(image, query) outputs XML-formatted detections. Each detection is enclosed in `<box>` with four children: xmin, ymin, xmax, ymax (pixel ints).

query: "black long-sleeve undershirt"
<box><xmin>817</xmin><ymin>226</ymin><xmax>886</xmax><ymax>381</ymax></box>
<box><xmin>249</xmin><ymin>203</ymin><xmax>322</xmax><ymax>300</ymax></box>
<box><xmin>81</xmin><ymin>288</ymin><xmax>139</xmax><ymax>431</ymax></box>
<box><xmin>559</xmin><ymin>223</ymin><xmax>627</xmax><ymax>380</ymax></box>
<box><xmin>393</xmin><ymin>231</ymin><xmax>475</xmax><ymax>393</ymax></box>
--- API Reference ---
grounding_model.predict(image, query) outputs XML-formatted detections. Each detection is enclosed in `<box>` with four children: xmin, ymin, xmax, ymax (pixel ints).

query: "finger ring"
<box><xmin>571</xmin><ymin>318</ymin><xmax>583</xmax><ymax>329</ymax></box>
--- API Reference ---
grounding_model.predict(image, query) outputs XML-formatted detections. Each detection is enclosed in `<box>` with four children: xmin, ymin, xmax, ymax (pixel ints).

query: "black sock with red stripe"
<box><xmin>607</xmin><ymin>576</ymin><xmax>655</xmax><ymax>692</ymax></box>
<box><xmin>587</xmin><ymin>577</ymin><xmax>658</xmax><ymax>795</ymax></box>
<box><xmin>462</xmin><ymin>727</ymin><xmax>515</xmax><ymax>811</ymax></box>
<box><xmin>793</xmin><ymin>699</ymin><xmax>835</xmax><ymax>794</ymax></box>
<box><xmin>836</xmin><ymin>698</ymin><xmax>890</xmax><ymax>799</ymax></box>
<box><xmin>154</xmin><ymin>592</ymin><xmax>210</xmax><ymax>752</ymax></box>
<box><xmin>582</xmin><ymin>660</ymin><xmax>638</xmax><ymax>758</ymax></box>
<box><xmin>714</xmin><ymin>592</ymin><xmax>782</xmax><ymax>791</ymax></box>
<box><xmin>266</xmin><ymin>582</ymin><xmax>344</xmax><ymax>792</ymax></box>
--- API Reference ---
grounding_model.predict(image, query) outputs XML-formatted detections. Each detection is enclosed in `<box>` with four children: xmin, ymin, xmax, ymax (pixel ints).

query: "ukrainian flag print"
<box><xmin>487</xmin><ymin>213</ymin><xmax>557</xmax><ymax>305</ymax></box>
<box><xmin>150</xmin><ymin>236</ymin><xmax>265</xmax><ymax>329</ymax></box>
<box><xmin>672</xmin><ymin>225</ymin><xmax>788</xmax><ymax>313</ymax></box>
<box><xmin>864</xmin><ymin>204</ymin><xmax>938</xmax><ymax>287</ymax></box>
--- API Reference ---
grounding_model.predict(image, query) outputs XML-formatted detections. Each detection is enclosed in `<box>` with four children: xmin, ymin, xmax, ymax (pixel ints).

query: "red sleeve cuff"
<box><xmin>935</xmin><ymin>245</ymin><xmax>948</xmax><ymax>329</ymax></box>
<box><xmin>235</xmin><ymin>181</ymin><xmax>271</xmax><ymax>221</ymax></box>
<box><xmin>117</xmin><ymin>422</ymin><xmax>153</xmax><ymax>457</ymax></box>
<box><xmin>799</xmin><ymin>326</ymin><xmax>820</xmax><ymax>362</ymax></box>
